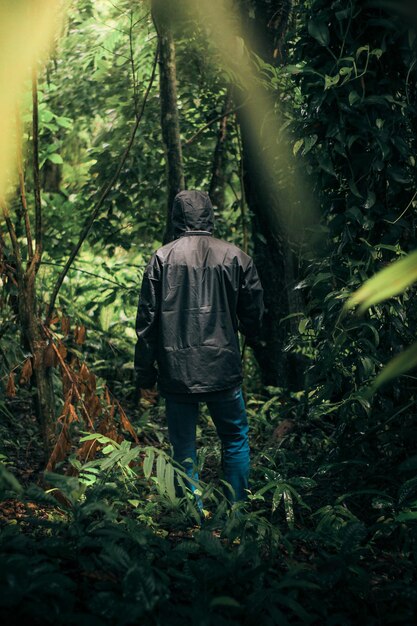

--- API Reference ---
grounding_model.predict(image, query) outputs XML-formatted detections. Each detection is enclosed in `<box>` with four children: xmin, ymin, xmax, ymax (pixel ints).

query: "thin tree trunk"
<box><xmin>29</xmin><ymin>69</ymin><xmax>56</xmax><ymax>451</ymax></box>
<box><xmin>152</xmin><ymin>0</ymin><xmax>185</xmax><ymax>243</ymax></box>
<box><xmin>19</xmin><ymin>272</ymin><xmax>55</xmax><ymax>452</ymax></box>
<box><xmin>209</xmin><ymin>90</ymin><xmax>232</xmax><ymax>211</ymax></box>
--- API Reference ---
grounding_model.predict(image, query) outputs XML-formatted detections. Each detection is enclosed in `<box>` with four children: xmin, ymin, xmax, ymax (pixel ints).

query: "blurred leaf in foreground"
<box><xmin>0</xmin><ymin>0</ymin><xmax>62</xmax><ymax>202</ymax></box>
<box><xmin>345</xmin><ymin>250</ymin><xmax>417</xmax><ymax>314</ymax></box>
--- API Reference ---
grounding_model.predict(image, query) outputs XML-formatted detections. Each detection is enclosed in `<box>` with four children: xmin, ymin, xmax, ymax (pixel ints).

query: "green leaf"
<box><xmin>298</xmin><ymin>318</ymin><xmax>308</xmax><ymax>334</ymax></box>
<box><xmin>317</xmin><ymin>153</ymin><xmax>336</xmax><ymax>176</ymax></box>
<box><xmin>345</xmin><ymin>250</ymin><xmax>417</xmax><ymax>312</ymax></box>
<box><xmin>283</xmin><ymin>489</ymin><xmax>295</xmax><ymax>527</ymax></box>
<box><xmin>272</xmin><ymin>485</ymin><xmax>284</xmax><ymax>511</ymax></box>
<box><xmin>128</xmin><ymin>499</ymin><xmax>141</xmax><ymax>508</ymax></box>
<box><xmin>156</xmin><ymin>454</ymin><xmax>166</xmax><ymax>492</ymax></box>
<box><xmin>348</xmin><ymin>179</ymin><xmax>363</xmax><ymax>198</ymax></box>
<box><xmin>324</xmin><ymin>74</ymin><xmax>340</xmax><ymax>90</ymax></box>
<box><xmin>371</xmin><ymin>48</ymin><xmax>383</xmax><ymax>59</ymax></box>
<box><xmin>143</xmin><ymin>448</ymin><xmax>155</xmax><ymax>479</ymax></box>
<box><xmin>396</xmin><ymin>511</ymin><xmax>417</xmax><ymax>522</ymax></box>
<box><xmin>369</xmin><ymin>342</ymin><xmax>417</xmax><ymax>394</ymax></box>
<box><xmin>47</xmin><ymin>153</ymin><xmax>64</xmax><ymax>165</ymax></box>
<box><xmin>164</xmin><ymin>461</ymin><xmax>176</xmax><ymax>502</ymax></box>
<box><xmin>356</xmin><ymin>45</ymin><xmax>370</xmax><ymax>59</ymax></box>
<box><xmin>363</xmin><ymin>190</ymin><xmax>376</xmax><ymax>209</ymax></box>
<box><xmin>302</xmin><ymin>134</ymin><xmax>318</xmax><ymax>155</ymax></box>
<box><xmin>0</xmin><ymin>464</ymin><xmax>23</xmax><ymax>494</ymax></box>
<box><xmin>293</xmin><ymin>139</ymin><xmax>304</xmax><ymax>155</ymax></box>
<box><xmin>285</xmin><ymin>64</ymin><xmax>302</xmax><ymax>75</ymax></box>
<box><xmin>308</xmin><ymin>19</ymin><xmax>330</xmax><ymax>46</ymax></box>
<box><xmin>349</xmin><ymin>91</ymin><xmax>361</xmax><ymax>106</ymax></box>
<box><xmin>56</xmin><ymin>116</ymin><xmax>73</xmax><ymax>129</ymax></box>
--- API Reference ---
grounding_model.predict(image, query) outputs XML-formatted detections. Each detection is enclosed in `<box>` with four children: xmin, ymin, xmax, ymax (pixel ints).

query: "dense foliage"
<box><xmin>1</xmin><ymin>1</ymin><xmax>417</xmax><ymax>624</ymax></box>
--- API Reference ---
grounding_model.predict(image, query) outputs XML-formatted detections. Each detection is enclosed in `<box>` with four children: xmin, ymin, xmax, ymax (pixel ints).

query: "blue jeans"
<box><xmin>165</xmin><ymin>387</ymin><xmax>250</xmax><ymax>506</ymax></box>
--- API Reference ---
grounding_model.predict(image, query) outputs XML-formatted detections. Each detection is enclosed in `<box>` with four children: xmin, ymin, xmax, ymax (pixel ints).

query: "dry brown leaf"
<box><xmin>75</xmin><ymin>325</ymin><xmax>86</xmax><ymax>345</ymax></box>
<box><xmin>79</xmin><ymin>363</ymin><xmax>90</xmax><ymax>382</ymax></box>
<box><xmin>46</xmin><ymin>424</ymin><xmax>71</xmax><ymax>472</ymax></box>
<box><xmin>68</xmin><ymin>404</ymin><xmax>79</xmax><ymax>423</ymax></box>
<box><xmin>61</xmin><ymin>371</ymin><xmax>72</xmax><ymax>396</ymax></box>
<box><xmin>88</xmin><ymin>372</ymin><xmax>97</xmax><ymax>392</ymax></box>
<box><xmin>44</xmin><ymin>342</ymin><xmax>57</xmax><ymax>368</ymax></box>
<box><xmin>6</xmin><ymin>372</ymin><xmax>16</xmax><ymax>397</ymax></box>
<box><xmin>85</xmin><ymin>389</ymin><xmax>98</xmax><ymax>417</ymax></box>
<box><xmin>61</xmin><ymin>316</ymin><xmax>70</xmax><ymax>336</ymax></box>
<box><xmin>99</xmin><ymin>413</ymin><xmax>121</xmax><ymax>443</ymax></box>
<box><xmin>89</xmin><ymin>395</ymin><xmax>102</xmax><ymax>419</ymax></box>
<box><xmin>119</xmin><ymin>403</ymin><xmax>139</xmax><ymax>443</ymax></box>
<box><xmin>70</xmin><ymin>353</ymin><xmax>80</xmax><ymax>369</ymax></box>
<box><xmin>19</xmin><ymin>358</ymin><xmax>33</xmax><ymax>385</ymax></box>
<box><xmin>58</xmin><ymin>392</ymin><xmax>72</xmax><ymax>422</ymax></box>
<box><xmin>272</xmin><ymin>419</ymin><xmax>295</xmax><ymax>441</ymax></box>
<box><xmin>57</xmin><ymin>341</ymin><xmax>68</xmax><ymax>360</ymax></box>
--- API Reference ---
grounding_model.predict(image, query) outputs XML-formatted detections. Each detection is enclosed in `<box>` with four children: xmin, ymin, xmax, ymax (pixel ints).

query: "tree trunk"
<box><xmin>209</xmin><ymin>90</ymin><xmax>232</xmax><ymax>211</ymax></box>
<box><xmin>152</xmin><ymin>0</ymin><xmax>185</xmax><ymax>243</ymax></box>
<box><xmin>237</xmin><ymin>0</ymin><xmax>304</xmax><ymax>389</ymax></box>
<box><xmin>19</xmin><ymin>271</ymin><xmax>55</xmax><ymax>454</ymax></box>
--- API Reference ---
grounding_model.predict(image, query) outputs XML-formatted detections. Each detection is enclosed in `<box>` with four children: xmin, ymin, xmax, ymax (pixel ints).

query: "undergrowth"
<box><xmin>1</xmin><ymin>392</ymin><xmax>416</xmax><ymax>626</ymax></box>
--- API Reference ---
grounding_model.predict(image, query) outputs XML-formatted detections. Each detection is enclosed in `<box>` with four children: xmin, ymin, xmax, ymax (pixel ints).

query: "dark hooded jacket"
<box><xmin>134</xmin><ymin>190</ymin><xmax>264</xmax><ymax>394</ymax></box>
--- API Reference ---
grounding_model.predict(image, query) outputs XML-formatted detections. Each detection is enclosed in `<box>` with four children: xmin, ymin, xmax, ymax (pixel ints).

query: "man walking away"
<box><xmin>134</xmin><ymin>189</ymin><xmax>264</xmax><ymax>508</ymax></box>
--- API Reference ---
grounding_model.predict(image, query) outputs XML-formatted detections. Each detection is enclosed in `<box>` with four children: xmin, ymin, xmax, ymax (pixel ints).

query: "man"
<box><xmin>134</xmin><ymin>189</ymin><xmax>264</xmax><ymax>507</ymax></box>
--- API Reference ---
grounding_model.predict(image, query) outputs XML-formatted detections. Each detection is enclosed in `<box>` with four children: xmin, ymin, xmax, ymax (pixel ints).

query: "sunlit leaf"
<box><xmin>368</xmin><ymin>341</ymin><xmax>417</xmax><ymax>395</ymax></box>
<box><xmin>345</xmin><ymin>250</ymin><xmax>417</xmax><ymax>313</ymax></box>
<box><xmin>47</xmin><ymin>153</ymin><xmax>64</xmax><ymax>165</ymax></box>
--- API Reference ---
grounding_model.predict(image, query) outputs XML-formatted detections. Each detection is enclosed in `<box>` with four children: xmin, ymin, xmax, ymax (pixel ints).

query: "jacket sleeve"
<box><xmin>237</xmin><ymin>256</ymin><xmax>264</xmax><ymax>344</ymax></box>
<box><xmin>134</xmin><ymin>253</ymin><xmax>161</xmax><ymax>390</ymax></box>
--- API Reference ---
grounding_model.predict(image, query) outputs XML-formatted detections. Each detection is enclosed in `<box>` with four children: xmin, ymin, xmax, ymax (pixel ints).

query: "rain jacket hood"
<box><xmin>171</xmin><ymin>190</ymin><xmax>214</xmax><ymax>239</ymax></box>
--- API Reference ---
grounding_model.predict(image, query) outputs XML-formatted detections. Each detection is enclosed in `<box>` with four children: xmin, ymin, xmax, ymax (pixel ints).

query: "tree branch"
<box><xmin>41</xmin><ymin>260</ymin><xmax>134</xmax><ymax>290</ymax></box>
<box><xmin>128</xmin><ymin>11</ymin><xmax>139</xmax><ymax>114</ymax></box>
<box><xmin>184</xmin><ymin>101</ymin><xmax>246</xmax><ymax>147</ymax></box>
<box><xmin>45</xmin><ymin>43</ymin><xmax>159</xmax><ymax>325</ymax></box>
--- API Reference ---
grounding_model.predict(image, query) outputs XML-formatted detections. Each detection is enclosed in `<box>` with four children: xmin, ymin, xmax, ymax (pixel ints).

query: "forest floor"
<box><xmin>1</xmin><ymin>393</ymin><xmax>416</xmax><ymax>626</ymax></box>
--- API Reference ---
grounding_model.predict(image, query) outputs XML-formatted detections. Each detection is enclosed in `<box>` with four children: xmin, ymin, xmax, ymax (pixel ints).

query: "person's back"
<box><xmin>134</xmin><ymin>189</ymin><xmax>264</xmax><ymax>509</ymax></box>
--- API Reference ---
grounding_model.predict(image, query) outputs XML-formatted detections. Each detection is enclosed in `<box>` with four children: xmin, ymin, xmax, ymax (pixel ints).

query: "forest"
<box><xmin>1</xmin><ymin>0</ymin><xmax>417</xmax><ymax>624</ymax></box>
